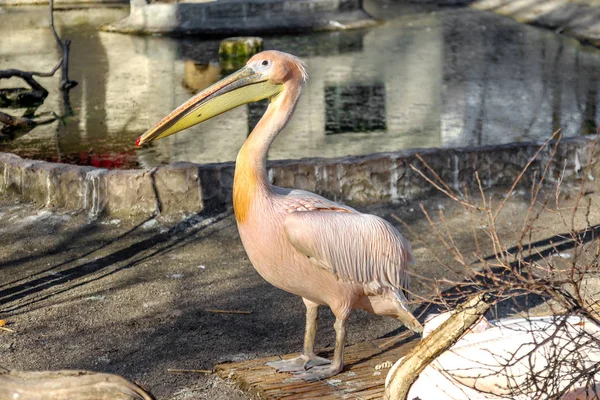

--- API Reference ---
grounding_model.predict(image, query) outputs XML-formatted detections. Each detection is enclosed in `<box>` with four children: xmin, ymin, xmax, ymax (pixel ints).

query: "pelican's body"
<box><xmin>137</xmin><ymin>51</ymin><xmax>422</xmax><ymax>380</ymax></box>
<box><xmin>237</xmin><ymin>184</ymin><xmax>416</xmax><ymax>323</ymax></box>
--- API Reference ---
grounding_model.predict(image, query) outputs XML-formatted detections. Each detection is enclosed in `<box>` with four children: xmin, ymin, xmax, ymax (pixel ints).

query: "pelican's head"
<box><xmin>136</xmin><ymin>50</ymin><xmax>307</xmax><ymax>146</ymax></box>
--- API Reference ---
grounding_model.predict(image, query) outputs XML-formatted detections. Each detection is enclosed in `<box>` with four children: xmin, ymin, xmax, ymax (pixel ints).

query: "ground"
<box><xmin>0</xmin><ymin>173</ymin><xmax>598</xmax><ymax>399</ymax></box>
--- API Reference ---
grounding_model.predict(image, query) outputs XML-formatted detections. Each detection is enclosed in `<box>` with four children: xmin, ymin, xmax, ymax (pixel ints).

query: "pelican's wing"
<box><xmin>274</xmin><ymin>187</ymin><xmax>358</xmax><ymax>214</ymax></box>
<box><xmin>283</xmin><ymin>211</ymin><xmax>413</xmax><ymax>292</ymax></box>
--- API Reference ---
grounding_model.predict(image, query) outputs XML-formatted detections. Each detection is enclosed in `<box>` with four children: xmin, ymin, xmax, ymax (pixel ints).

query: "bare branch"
<box><xmin>408</xmin><ymin>162</ymin><xmax>484</xmax><ymax>211</ymax></box>
<box><xmin>493</xmin><ymin>130</ymin><xmax>561</xmax><ymax>221</ymax></box>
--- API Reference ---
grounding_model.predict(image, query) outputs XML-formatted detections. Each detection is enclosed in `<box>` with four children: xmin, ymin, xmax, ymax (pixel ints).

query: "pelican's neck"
<box><xmin>234</xmin><ymin>83</ymin><xmax>301</xmax><ymax>223</ymax></box>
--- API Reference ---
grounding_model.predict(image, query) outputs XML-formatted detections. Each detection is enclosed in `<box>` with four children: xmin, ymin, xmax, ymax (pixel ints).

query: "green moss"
<box><xmin>218</xmin><ymin>37</ymin><xmax>263</xmax><ymax>71</ymax></box>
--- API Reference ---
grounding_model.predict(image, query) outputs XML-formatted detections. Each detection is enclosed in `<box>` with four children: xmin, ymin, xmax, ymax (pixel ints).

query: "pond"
<box><xmin>1</xmin><ymin>3</ymin><xmax>599</xmax><ymax>169</ymax></box>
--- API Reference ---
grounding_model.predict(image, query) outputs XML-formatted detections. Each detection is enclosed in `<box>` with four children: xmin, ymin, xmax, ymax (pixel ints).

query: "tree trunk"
<box><xmin>384</xmin><ymin>293</ymin><xmax>492</xmax><ymax>400</ymax></box>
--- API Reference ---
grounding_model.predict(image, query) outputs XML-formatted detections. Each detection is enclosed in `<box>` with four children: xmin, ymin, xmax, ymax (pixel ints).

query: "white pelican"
<box><xmin>137</xmin><ymin>51</ymin><xmax>423</xmax><ymax>380</ymax></box>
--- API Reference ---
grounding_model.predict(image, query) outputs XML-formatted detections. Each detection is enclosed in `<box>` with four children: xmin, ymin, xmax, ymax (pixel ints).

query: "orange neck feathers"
<box><xmin>233</xmin><ymin>80</ymin><xmax>303</xmax><ymax>224</ymax></box>
<box><xmin>233</xmin><ymin>147</ymin><xmax>262</xmax><ymax>224</ymax></box>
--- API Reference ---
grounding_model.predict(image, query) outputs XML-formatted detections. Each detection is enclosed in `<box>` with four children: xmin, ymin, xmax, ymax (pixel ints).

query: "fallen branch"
<box><xmin>0</xmin><ymin>110</ymin><xmax>57</xmax><ymax>135</ymax></box>
<box><xmin>0</xmin><ymin>69</ymin><xmax>49</xmax><ymax>95</ymax></box>
<box><xmin>384</xmin><ymin>293</ymin><xmax>492</xmax><ymax>400</ymax></box>
<box><xmin>0</xmin><ymin>70</ymin><xmax>50</xmax><ymax>108</ymax></box>
<box><xmin>0</xmin><ymin>111</ymin><xmax>36</xmax><ymax>129</ymax></box>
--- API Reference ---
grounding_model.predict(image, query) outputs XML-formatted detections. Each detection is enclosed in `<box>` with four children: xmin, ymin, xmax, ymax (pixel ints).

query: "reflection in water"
<box><xmin>325</xmin><ymin>84</ymin><xmax>386</xmax><ymax>134</ymax></box>
<box><xmin>266</xmin><ymin>29</ymin><xmax>365</xmax><ymax>58</ymax></box>
<box><xmin>440</xmin><ymin>12</ymin><xmax>600</xmax><ymax>148</ymax></box>
<box><xmin>183</xmin><ymin>61</ymin><xmax>222</xmax><ymax>93</ymax></box>
<box><xmin>248</xmin><ymin>99</ymin><xmax>269</xmax><ymax>134</ymax></box>
<box><xmin>1</xmin><ymin>6</ymin><xmax>600</xmax><ymax>169</ymax></box>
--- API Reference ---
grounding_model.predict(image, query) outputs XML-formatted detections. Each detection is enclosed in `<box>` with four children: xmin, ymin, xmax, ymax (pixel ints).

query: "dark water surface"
<box><xmin>1</xmin><ymin>4</ymin><xmax>599</xmax><ymax>169</ymax></box>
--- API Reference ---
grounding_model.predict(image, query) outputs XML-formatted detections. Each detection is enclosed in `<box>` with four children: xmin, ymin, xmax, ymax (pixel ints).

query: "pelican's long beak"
<box><xmin>136</xmin><ymin>66</ymin><xmax>283</xmax><ymax>146</ymax></box>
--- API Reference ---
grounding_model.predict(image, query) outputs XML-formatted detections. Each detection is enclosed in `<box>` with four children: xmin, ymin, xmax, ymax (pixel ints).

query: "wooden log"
<box><xmin>0</xmin><ymin>369</ymin><xmax>154</xmax><ymax>400</ymax></box>
<box><xmin>384</xmin><ymin>293</ymin><xmax>492</xmax><ymax>400</ymax></box>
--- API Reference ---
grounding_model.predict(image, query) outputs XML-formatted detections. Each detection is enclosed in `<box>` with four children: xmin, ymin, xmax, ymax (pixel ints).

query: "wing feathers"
<box><xmin>284</xmin><ymin>212</ymin><xmax>413</xmax><ymax>292</ymax></box>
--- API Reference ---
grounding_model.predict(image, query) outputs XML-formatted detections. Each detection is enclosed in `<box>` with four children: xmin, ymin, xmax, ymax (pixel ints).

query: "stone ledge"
<box><xmin>0</xmin><ymin>136</ymin><xmax>596</xmax><ymax>220</ymax></box>
<box><xmin>472</xmin><ymin>0</ymin><xmax>600</xmax><ymax>48</ymax></box>
<box><xmin>102</xmin><ymin>0</ymin><xmax>379</xmax><ymax>35</ymax></box>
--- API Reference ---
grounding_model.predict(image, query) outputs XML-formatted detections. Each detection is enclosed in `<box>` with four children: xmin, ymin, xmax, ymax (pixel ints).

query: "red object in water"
<box><xmin>77</xmin><ymin>151</ymin><xmax>137</xmax><ymax>169</ymax></box>
<box><xmin>135</xmin><ymin>136</ymin><xmax>141</xmax><ymax>147</ymax></box>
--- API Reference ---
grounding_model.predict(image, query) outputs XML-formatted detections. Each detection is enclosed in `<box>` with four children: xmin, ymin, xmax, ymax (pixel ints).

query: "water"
<box><xmin>1</xmin><ymin>4</ymin><xmax>599</xmax><ymax>169</ymax></box>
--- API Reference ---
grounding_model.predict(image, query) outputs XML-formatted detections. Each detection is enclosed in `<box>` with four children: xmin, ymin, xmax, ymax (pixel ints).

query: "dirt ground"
<box><xmin>1</xmin><ymin>173</ymin><xmax>598</xmax><ymax>399</ymax></box>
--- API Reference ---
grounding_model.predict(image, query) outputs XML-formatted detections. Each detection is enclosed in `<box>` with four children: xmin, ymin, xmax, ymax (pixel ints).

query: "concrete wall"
<box><xmin>0</xmin><ymin>137</ymin><xmax>596</xmax><ymax>220</ymax></box>
<box><xmin>471</xmin><ymin>0</ymin><xmax>600</xmax><ymax>48</ymax></box>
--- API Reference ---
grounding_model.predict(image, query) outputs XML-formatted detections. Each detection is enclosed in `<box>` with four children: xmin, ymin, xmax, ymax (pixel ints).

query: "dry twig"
<box><xmin>205</xmin><ymin>309</ymin><xmax>252</xmax><ymax>315</ymax></box>
<box><xmin>167</xmin><ymin>369</ymin><xmax>212</xmax><ymax>374</ymax></box>
<box><xmin>390</xmin><ymin>136</ymin><xmax>600</xmax><ymax>398</ymax></box>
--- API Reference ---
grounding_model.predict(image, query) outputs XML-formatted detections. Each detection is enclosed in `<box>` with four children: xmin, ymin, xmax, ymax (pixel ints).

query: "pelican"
<box><xmin>137</xmin><ymin>51</ymin><xmax>423</xmax><ymax>380</ymax></box>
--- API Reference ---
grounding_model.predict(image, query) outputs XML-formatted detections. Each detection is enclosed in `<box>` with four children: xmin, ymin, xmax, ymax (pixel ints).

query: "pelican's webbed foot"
<box><xmin>292</xmin><ymin>364</ymin><xmax>342</xmax><ymax>381</ymax></box>
<box><xmin>266</xmin><ymin>355</ymin><xmax>331</xmax><ymax>372</ymax></box>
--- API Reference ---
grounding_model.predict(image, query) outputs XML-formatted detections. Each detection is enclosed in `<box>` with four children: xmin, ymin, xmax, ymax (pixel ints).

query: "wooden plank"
<box><xmin>215</xmin><ymin>334</ymin><xmax>420</xmax><ymax>399</ymax></box>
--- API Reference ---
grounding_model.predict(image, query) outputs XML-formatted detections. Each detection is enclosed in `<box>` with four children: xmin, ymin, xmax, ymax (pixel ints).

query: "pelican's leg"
<box><xmin>293</xmin><ymin>317</ymin><xmax>347</xmax><ymax>381</ymax></box>
<box><xmin>266</xmin><ymin>299</ymin><xmax>331</xmax><ymax>372</ymax></box>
